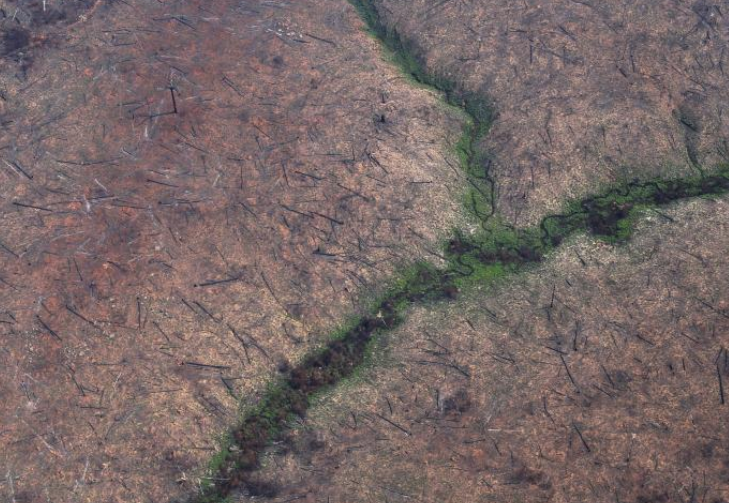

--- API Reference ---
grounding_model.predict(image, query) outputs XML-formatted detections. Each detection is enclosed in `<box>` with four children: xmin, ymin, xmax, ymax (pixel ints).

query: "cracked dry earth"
<box><xmin>2</xmin><ymin>1</ymin><xmax>729</xmax><ymax>503</ymax></box>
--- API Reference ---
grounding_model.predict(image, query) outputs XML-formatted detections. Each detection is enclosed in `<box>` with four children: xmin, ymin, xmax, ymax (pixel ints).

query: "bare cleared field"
<box><xmin>372</xmin><ymin>0</ymin><xmax>729</xmax><ymax>225</ymax></box>
<box><xmin>0</xmin><ymin>1</ymin><xmax>464</xmax><ymax>501</ymax></box>
<box><xmin>248</xmin><ymin>195</ymin><xmax>729</xmax><ymax>503</ymax></box>
<box><xmin>2</xmin><ymin>0</ymin><xmax>729</xmax><ymax>502</ymax></box>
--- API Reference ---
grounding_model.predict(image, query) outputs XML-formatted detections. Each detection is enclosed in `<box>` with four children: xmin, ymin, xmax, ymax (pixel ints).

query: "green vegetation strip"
<box><xmin>348</xmin><ymin>0</ymin><xmax>496</xmax><ymax>222</ymax></box>
<box><xmin>190</xmin><ymin>1</ymin><xmax>729</xmax><ymax>501</ymax></box>
<box><xmin>194</xmin><ymin>171</ymin><xmax>729</xmax><ymax>502</ymax></box>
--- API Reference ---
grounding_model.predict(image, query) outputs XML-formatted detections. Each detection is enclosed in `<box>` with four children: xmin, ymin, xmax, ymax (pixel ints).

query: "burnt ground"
<box><xmin>248</xmin><ymin>195</ymin><xmax>729</xmax><ymax>503</ymax></box>
<box><xmin>0</xmin><ymin>1</ymin><xmax>465</xmax><ymax>502</ymax></box>
<box><xmin>370</xmin><ymin>0</ymin><xmax>729</xmax><ymax>226</ymax></box>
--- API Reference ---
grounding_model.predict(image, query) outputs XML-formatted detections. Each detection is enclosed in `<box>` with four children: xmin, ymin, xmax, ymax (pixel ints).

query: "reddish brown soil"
<box><xmin>4</xmin><ymin>1</ymin><xmax>729</xmax><ymax>502</ymax></box>
<box><xmin>0</xmin><ymin>1</ymin><xmax>463</xmax><ymax>501</ymax></box>
<box><xmin>372</xmin><ymin>0</ymin><xmax>729</xmax><ymax>226</ymax></box>
<box><xmin>248</xmin><ymin>196</ymin><xmax>729</xmax><ymax>503</ymax></box>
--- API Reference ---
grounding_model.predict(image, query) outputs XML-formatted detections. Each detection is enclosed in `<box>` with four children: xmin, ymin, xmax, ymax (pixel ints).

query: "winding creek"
<box><xmin>190</xmin><ymin>1</ymin><xmax>729</xmax><ymax>501</ymax></box>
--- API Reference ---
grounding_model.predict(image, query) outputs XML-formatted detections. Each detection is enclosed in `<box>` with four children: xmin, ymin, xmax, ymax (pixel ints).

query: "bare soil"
<box><xmin>4</xmin><ymin>0</ymin><xmax>729</xmax><ymax>502</ymax></box>
<box><xmin>248</xmin><ymin>195</ymin><xmax>729</xmax><ymax>503</ymax></box>
<box><xmin>371</xmin><ymin>0</ymin><xmax>729</xmax><ymax>226</ymax></box>
<box><xmin>0</xmin><ymin>1</ymin><xmax>464</xmax><ymax>501</ymax></box>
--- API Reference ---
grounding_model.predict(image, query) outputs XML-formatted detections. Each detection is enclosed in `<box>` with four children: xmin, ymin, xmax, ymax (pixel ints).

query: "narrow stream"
<box><xmin>190</xmin><ymin>1</ymin><xmax>729</xmax><ymax>501</ymax></box>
